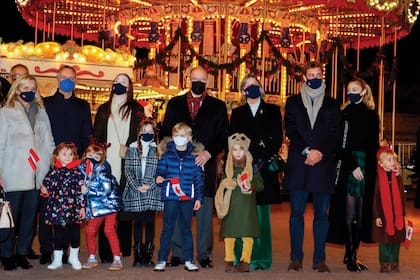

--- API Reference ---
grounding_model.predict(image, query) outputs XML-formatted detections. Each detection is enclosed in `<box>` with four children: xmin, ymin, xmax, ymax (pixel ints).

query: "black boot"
<box><xmin>345</xmin><ymin>223</ymin><xmax>358</xmax><ymax>271</ymax></box>
<box><xmin>133</xmin><ymin>243</ymin><xmax>143</xmax><ymax>267</ymax></box>
<box><xmin>351</xmin><ymin>221</ymin><xmax>368</xmax><ymax>271</ymax></box>
<box><xmin>1</xmin><ymin>257</ymin><xmax>17</xmax><ymax>270</ymax></box>
<box><xmin>142</xmin><ymin>242</ymin><xmax>154</xmax><ymax>267</ymax></box>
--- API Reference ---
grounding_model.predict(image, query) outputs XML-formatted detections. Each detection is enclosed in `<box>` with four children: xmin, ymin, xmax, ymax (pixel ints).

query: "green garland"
<box><xmin>135</xmin><ymin>27</ymin><xmax>394</xmax><ymax>85</ymax></box>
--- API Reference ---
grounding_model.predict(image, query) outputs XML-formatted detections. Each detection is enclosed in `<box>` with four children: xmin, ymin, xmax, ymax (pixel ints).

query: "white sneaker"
<box><xmin>184</xmin><ymin>261</ymin><xmax>199</xmax><ymax>272</ymax></box>
<box><xmin>154</xmin><ymin>261</ymin><xmax>166</xmax><ymax>271</ymax></box>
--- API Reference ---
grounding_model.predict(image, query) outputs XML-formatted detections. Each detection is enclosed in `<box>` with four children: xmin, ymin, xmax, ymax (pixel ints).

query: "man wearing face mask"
<box><xmin>41</xmin><ymin>65</ymin><xmax>93</xmax><ymax>265</ymax></box>
<box><xmin>327</xmin><ymin>77</ymin><xmax>379</xmax><ymax>272</ymax></box>
<box><xmin>229</xmin><ymin>74</ymin><xmax>283</xmax><ymax>271</ymax></box>
<box><xmin>159</xmin><ymin>66</ymin><xmax>229</xmax><ymax>269</ymax></box>
<box><xmin>284</xmin><ymin>61</ymin><xmax>342</xmax><ymax>273</ymax></box>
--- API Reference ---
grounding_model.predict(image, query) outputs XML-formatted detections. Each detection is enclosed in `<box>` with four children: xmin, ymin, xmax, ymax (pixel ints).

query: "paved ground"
<box><xmin>2</xmin><ymin>195</ymin><xmax>420</xmax><ymax>280</ymax></box>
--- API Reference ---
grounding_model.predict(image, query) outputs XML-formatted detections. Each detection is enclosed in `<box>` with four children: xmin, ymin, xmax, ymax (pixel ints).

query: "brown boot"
<box><xmin>224</xmin><ymin>261</ymin><xmax>235</xmax><ymax>273</ymax></box>
<box><xmin>235</xmin><ymin>261</ymin><xmax>250</xmax><ymax>272</ymax></box>
<box><xmin>390</xmin><ymin>262</ymin><xmax>400</xmax><ymax>272</ymax></box>
<box><xmin>380</xmin><ymin>263</ymin><xmax>390</xmax><ymax>273</ymax></box>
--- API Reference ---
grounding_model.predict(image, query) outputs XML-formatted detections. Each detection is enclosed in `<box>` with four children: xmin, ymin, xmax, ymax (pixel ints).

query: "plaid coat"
<box><xmin>123</xmin><ymin>144</ymin><xmax>163</xmax><ymax>212</ymax></box>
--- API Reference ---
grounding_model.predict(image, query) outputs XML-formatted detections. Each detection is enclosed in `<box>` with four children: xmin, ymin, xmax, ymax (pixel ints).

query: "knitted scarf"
<box><xmin>377</xmin><ymin>166</ymin><xmax>403</xmax><ymax>236</ymax></box>
<box><xmin>300</xmin><ymin>82</ymin><xmax>325</xmax><ymax>129</ymax></box>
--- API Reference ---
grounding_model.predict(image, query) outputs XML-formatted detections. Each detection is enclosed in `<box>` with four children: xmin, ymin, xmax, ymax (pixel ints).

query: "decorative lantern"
<box><xmin>191</xmin><ymin>20</ymin><xmax>203</xmax><ymax>42</ymax></box>
<box><xmin>280</xmin><ymin>27</ymin><xmax>291</xmax><ymax>48</ymax></box>
<box><xmin>238</xmin><ymin>23</ymin><xmax>251</xmax><ymax>44</ymax></box>
<box><xmin>148</xmin><ymin>22</ymin><xmax>159</xmax><ymax>43</ymax></box>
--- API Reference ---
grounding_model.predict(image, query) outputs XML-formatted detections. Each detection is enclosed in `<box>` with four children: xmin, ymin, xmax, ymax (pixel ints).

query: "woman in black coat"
<box><xmin>230</xmin><ymin>74</ymin><xmax>283</xmax><ymax>270</ymax></box>
<box><xmin>327</xmin><ymin>77</ymin><xmax>379</xmax><ymax>271</ymax></box>
<box><xmin>93</xmin><ymin>73</ymin><xmax>144</xmax><ymax>261</ymax></box>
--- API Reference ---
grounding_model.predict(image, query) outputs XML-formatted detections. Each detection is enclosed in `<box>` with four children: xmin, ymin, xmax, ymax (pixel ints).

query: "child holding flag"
<box><xmin>372</xmin><ymin>146</ymin><xmax>406</xmax><ymax>273</ymax></box>
<box><xmin>78</xmin><ymin>139</ymin><xmax>123</xmax><ymax>271</ymax></box>
<box><xmin>154</xmin><ymin>122</ymin><xmax>204</xmax><ymax>272</ymax></box>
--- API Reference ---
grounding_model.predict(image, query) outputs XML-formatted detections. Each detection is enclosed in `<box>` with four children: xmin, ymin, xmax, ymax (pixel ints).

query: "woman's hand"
<box><xmin>352</xmin><ymin>167</ymin><xmax>364</xmax><ymax>181</ymax></box>
<box><xmin>137</xmin><ymin>184</ymin><xmax>151</xmax><ymax>193</ymax></box>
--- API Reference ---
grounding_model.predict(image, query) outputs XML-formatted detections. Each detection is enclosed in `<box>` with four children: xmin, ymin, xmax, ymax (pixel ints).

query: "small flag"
<box><xmin>85</xmin><ymin>159</ymin><xmax>93</xmax><ymax>176</ymax></box>
<box><xmin>171</xmin><ymin>177</ymin><xmax>189</xmax><ymax>201</ymax></box>
<box><xmin>27</xmin><ymin>148</ymin><xmax>40</xmax><ymax>171</ymax></box>
<box><xmin>404</xmin><ymin>220</ymin><xmax>414</xmax><ymax>249</ymax></box>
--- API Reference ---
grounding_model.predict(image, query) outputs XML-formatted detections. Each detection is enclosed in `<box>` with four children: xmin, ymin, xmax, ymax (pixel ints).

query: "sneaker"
<box><xmin>312</xmin><ymin>261</ymin><xmax>330</xmax><ymax>273</ymax></box>
<box><xmin>390</xmin><ymin>263</ymin><xmax>399</xmax><ymax>272</ymax></box>
<box><xmin>288</xmin><ymin>260</ymin><xmax>302</xmax><ymax>272</ymax></box>
<box><xmin>82</xmin><ymin>258</ymin><xmax>98</xmax><ymax>269</ymax></box>
<box><xmin>380</xmin><ymin>263</ymin><xmax>390</xmax><ymax>273</ymax></box>
<box><xmin>154</xmin><ymin>261</ymin><xmax>166</xmax><ymax>271</ymax></box>
<box><xmin>184</xmin><ymin>261</ymin><xmax>199</xmax><ymax>272</ymax></box>
<box><xmin>109</xmin><ymin>259</ymin><xmax>123</xmax><ymax>271</ymax></box>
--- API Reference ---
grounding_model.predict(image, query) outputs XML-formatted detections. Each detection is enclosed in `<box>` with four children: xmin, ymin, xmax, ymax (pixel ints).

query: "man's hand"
<box><xmin>195</xmin><ymin>150</ymin><xmax>211</xmax><ymax>167</ymax></box>
<box><xmin>193</xmin><ymin>200</ymin><xmax>201</xmax><ymax>211</ymax></box>
<box><xmin>304</xmin><ymin>149</ymin><xmax>323</xmax><ymax>166</ymax></box>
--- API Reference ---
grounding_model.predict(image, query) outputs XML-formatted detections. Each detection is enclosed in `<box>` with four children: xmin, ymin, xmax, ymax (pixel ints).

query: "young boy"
<box><xmin>372</xmin><ymin>146</ymin><xmax>405</xmax><ymax>273</ymax></box>
<box><xmin>154</xmin><ymin>122</ymin><xmax>204</xmax><ymax>272</ymax></box>
<box><xmin>215</xmin><ymin>133</ymin><xmax>263</xmax><ymax>273</ymax></box>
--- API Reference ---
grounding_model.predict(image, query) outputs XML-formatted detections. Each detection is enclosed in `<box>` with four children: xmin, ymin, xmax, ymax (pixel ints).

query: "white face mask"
<box><xmin>173</xmin><ymin>136</ymin><xmax>188</xmax><ymax>146</ymax></box>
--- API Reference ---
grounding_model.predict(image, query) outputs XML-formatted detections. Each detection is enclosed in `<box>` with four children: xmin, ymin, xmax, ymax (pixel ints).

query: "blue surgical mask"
<box><xmin>140</xmin><ymin>133</ymin><xmax>154</xmax><ymax>142</ymax></box>
<box><xmin>348</xmin><ymin>93</ymin><xmax>362</xmax><ymax>104</ymax></box>
<box><xmin>173</xmin><ymin>136</ymin><xmax>188</xmax><ymax>146</ymax></box>
<box><xmin>306</xmin><ymin>78</ymin><xmax>323</xmax><ymax>89</ymax></box>
<box><xmin>112</xmin><ymin>83</ymin><xmax>127</xmax><ymax>95</ymax></box>
<box><xmin>20</xmin><ymin>91</ymin><xmax>35</xmax><ymax>102</ymax></box>
<box><xmin>59</xmin><ymin>78</ymin><xmax>76</xmax><ymax>92</ymax></box>
<box><xmin>244</xmin><ymin>85</ymin><xmax>261</xmax><ymax>99</ymax></box>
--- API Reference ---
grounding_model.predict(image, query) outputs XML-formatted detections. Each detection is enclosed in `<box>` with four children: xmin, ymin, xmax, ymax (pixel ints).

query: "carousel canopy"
<box><xmin>15</xmin><ymin>0</ymin><xmax>416</xmax><ymax>50</ymax></box>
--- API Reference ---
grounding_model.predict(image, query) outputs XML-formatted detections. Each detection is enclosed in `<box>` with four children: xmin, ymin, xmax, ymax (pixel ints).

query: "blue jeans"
<box><xmin>0</xmin><ymin>189</ymin><xmax>39</xmax><ymax>257</ymax></box>
<box><xmin>289</xmin><ymin>191</ymin><xmax>330</xmax><ymax>264</ymax></box>
<box><xmin>158</xmin><ymin>200</ymin><xmax>194</xmax><ymax>262</ymax></box>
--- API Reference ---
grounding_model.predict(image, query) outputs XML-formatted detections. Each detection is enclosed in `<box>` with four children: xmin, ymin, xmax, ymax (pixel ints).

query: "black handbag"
<box><xmin>267</xmin><ymin>154</ymin><xmax>286</xmax><ymax>173</ymax></box>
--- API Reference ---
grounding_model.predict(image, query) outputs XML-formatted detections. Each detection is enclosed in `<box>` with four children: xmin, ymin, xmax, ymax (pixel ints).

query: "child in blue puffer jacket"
<box><xmin>154</xmin><ymin>122</ymin><xmax>204</xmax><ymax>272</ymax></box>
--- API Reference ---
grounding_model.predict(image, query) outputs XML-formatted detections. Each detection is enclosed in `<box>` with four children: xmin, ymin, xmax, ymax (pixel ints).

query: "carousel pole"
<box><xmin>43</xmin><ymin>10</ymin><xmax>46</xmax><ymax>42</ymax></box>
<box><xmin>391</xmin><ymin>26</ymin><xmax>398</xmax><ymax>149</ymax></box>
<box><xmin>222</xmin><ymin>0</ymin><xmax>228</xmax><ymax>99</ymax></box>
<box><xmin>260</xmin><ymin>0</ymin><xmax>266</xmax><ymax>88</ymax></box>
<box><xmin>35</xmin><ymin>10</ymin><xmax>39</xmax><ymax>44</ymax></box>
<box><xmin>71</xmin><ymin>12</ymin><xmax>74</xmax><ymax>41</ymax></box>
<box><xmin>52</xmin><ymin>1</ymin><xmax>56</xmax><ymax>41</ymax></box>
<box><xmin>216</xmin><ymin>14</ymin><xmax>222</xmax><ymax>98</ymax></box>
<box><xmin>177</xmin><ymin>0</ymin><xmax>182</xmax><ymax>89</ymax></box>
<box><xmin>378</xmin><ymin>17</ymin><xmax>385</xmax><ymax>140</ymax></box>
<box><xmin>357</xmin><ymin>27</ymin><xmax>360</xmax><ymax>72</ymax></box>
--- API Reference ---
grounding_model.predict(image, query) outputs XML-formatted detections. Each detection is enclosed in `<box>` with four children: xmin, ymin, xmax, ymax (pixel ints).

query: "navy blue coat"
<box><xmin>159</xmin><ymin>93</ymin><xmax>229</xmax><ymax>197</ymax></box>
<box><xmin>284</xmin><ymin>94</ymin><xmax>342</xmax><ymax>194</ymax></box>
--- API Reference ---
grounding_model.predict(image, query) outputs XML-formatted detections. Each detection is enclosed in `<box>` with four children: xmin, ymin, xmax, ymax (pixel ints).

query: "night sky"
<box><xmin>1</xmin><ymin>0</ymin><xmax>419</xmax><ymax>113</ymax></box>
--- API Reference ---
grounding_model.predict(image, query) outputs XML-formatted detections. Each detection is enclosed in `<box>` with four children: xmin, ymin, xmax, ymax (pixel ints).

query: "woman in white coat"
<box><xmin>0</xmin><ymin>74</ymin><xmax>55</xmax><ymax>270</ymax></box>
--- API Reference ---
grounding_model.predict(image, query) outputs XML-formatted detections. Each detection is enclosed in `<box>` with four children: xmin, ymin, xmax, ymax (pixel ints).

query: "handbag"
<box><xmin>267</xmin><ymin>154</ymin><xmax>286</xmax><ymax>173</ymax></box>
<box><xmin>0</xmin><ymin>185</ymin><xmax>15</xmax><ymax>243</ymax></box>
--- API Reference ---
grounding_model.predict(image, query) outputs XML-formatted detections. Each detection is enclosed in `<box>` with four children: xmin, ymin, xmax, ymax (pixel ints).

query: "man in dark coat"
<box><xmin>284</xmin><ymin>61</ymin><xmax>342</xmax><ymax>273</ymax></box>
<box><xmin>230</xmin><ymin>74</ymin><xmax>283</xmax><ymax>270</ymax></box>
<box><xmin>159</xmin><ymin>66</ymin><xmax>229</xmax><ymax>268</ymax></box>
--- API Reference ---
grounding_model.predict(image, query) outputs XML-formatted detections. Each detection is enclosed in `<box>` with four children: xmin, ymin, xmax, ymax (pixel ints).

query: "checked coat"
<box><xmin>123</xmin><ymin>144</ymin><xmax>163</xmax><ymax>212</ymax></box>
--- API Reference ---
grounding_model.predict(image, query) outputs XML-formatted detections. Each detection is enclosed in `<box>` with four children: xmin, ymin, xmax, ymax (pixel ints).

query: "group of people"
<box><xmin>0</xmin><ymin>62</ymin><xmax>406</xmax><ymax>274</ymax></box>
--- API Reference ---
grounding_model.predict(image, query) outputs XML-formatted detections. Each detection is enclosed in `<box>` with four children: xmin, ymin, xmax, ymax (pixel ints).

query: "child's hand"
<box><xmin>40</xmin><ymin>185</ymin><xmax>49</xmax><ymax>197</ymax></box>
<box><xmin>193</xmin><ymin>200</ymin><xmax>201</xmax><ymax>211</ymax></box>
<box><xmin>137</xmin><ymin>184</ymin><xmax>151</xmax><ymax>193</ymax></box>
<box><xmin>81</xmin><ymin>185</ymin><xmax>88</xmax><ymax>194</ymax></box>
<box><xmin>79</xmin><ymin>208</ymin><xmax>86</xmax><ymax>220</ymax></box>
<box><xmin>156</xmin><ymin>176</ymin><xmax>164</xmax><ymax>184</ymax></box>
<box><xmin>375</xmin><ymin>217</ymin><xmax>383</xmax><ymax>227</ymax></box>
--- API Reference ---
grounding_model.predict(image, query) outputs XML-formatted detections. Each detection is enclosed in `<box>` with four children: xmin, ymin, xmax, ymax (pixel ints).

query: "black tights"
<box><xmin>133</xmin><ymin>210</ymin><xmax>156</xmax><ymax>244</ymax></box>
<box><xmin>53</xmin><ymin>224</ymin><xmax>80</xmax><ymax>250</ymax></box>
<box><xmin>345</xmin><ymin>194</ymin><xmax>363</xmax><ymax>225</ymax></box>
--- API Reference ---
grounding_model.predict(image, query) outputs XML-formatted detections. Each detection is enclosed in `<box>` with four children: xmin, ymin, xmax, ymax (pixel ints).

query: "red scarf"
<box><xmin>187</xmin><ymin>91</ymin><xmax>206</xmax><ymax>120</ymax></box>
<box><xmin>377</xmin><ymin>166</ymin><xmax>403</xmax><ymax>236</ymax></box>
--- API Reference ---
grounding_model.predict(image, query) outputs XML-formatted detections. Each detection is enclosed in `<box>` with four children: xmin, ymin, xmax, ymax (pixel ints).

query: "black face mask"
<box><xmin>112</xmin><ymin>83</ymin><xmax>127</xmax><ymax>95</ymax></box>
<box><xmin>140</xmin><ymin>133</ymin><xmax>154</xmax><ymax>142</ymax></box>
<box><xmin>191</xmin><ymin>81</ymin><xmax>206</xmax><ymax>95</ymax></box>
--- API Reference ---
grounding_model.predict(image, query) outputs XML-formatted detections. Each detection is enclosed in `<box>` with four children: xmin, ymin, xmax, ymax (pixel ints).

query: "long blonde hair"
<box><xmin>5</xmin><ymin>74</ymin><xmax>44</xmax><ymax>108</ymax></box>
<box><xmin>342</xmin><ymin>77</ymin><xmax>375</xmax><ymax>110</ymax></box>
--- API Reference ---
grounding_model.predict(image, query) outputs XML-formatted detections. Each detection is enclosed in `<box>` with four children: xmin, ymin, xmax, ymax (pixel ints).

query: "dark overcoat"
<box><xmin>230</xmin><ymin>100</ymin><xmax>283</xmax><ymax>205</ymax></box>
<box><xmin>283</xmin><ymin>94</ymin><xmax>342</xmax><ymax>194</ymax></box>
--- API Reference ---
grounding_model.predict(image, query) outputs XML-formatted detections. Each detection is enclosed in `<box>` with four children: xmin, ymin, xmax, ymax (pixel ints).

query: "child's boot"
<box><xmin>47</xmin><ymin>250</ymin><xmax>63</xmax><ymax>270</ymax></box>
<box><xmin>68</xmin><ymin>247</ymin><xmax>82</xmax><ymax>270</ymax></box>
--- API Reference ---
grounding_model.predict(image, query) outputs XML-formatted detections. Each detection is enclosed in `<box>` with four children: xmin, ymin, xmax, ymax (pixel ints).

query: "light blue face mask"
<box><xmin>59</xmin><ymin>78</ymin><xmax>76</xmax><ymax>92</ymax></box>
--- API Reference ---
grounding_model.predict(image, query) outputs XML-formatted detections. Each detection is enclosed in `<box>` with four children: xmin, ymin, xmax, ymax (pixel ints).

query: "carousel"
<box><xmin>1</xmin><ymin>0</ymin><xmax>419</xmax><ymax>142</ymax></box>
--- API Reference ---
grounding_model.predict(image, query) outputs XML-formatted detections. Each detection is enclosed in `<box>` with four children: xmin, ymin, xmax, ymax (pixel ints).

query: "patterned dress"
<box><xmin>43</xmin><ymin>160</ymin><xmax>85</xmax><ymax>225</ymax></box>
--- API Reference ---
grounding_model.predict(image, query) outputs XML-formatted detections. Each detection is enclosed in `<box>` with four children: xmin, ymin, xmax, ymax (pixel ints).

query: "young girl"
<box><xmin>79</xmin><ymin>140</ymin><xmax>123</xmax><ymax>271</ymax></box>
<box><xmin>372</xmin><ymin>146</ymin><xmax>406</xmax><ymax>273</ymax></box>
<box><xmin>215</xmin><ymin>133</ymin><xmax>263</xmax><ymax>273</ymax></box>
<box><xmin>123</xmin><ymin>118</ymin><xmax>163</xmax><ymax>266</ymax></box>
<box><xmin>41</xmin><ymin>142</ymin><xmax>85</xmax><ymax>270</ymax></box>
